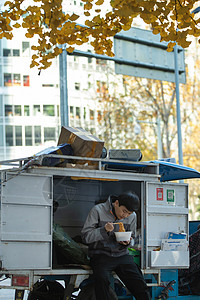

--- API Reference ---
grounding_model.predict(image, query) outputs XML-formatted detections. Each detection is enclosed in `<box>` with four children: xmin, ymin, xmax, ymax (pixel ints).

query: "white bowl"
<box><xmin>114</xmin><ymin>231</ymin><xmax>132</xmax><ymax>242</ymax></box>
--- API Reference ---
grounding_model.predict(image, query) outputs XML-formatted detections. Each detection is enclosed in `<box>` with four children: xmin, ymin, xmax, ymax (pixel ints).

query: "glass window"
<box><xmin>70</xmin><ymin>106</ymin><xmax>74</xmax><ymax>119</ymax></box>
<box><xmin>13</xmin><ymin>49</ymin><xmax>20</xmax><ymax>56</ymax></box>
<box><xmin>0</xmin><ymin>125</ymin><xmax>3</xmax><ymax>146</ymax></box>
<box><xmin>4</xmin><ymin>73</ymin><xmax>12</xmax><ymax>86</ymax></box>
<box><xmin>42</xmin><ymin>84</ymin><xmax>54</xmax><ymax>87</ymax></box>
<box><xmin>76</xmin><ymin>107</ymin><xmax>80</xmax><ymax>119</ymax></box>
<box><xmin>43</xmin><ymin>105</ymin><xmax>55</xmax><ymax>116</ymax></box>
<box><xmin>34</xmin><ymin>126</ymin><xmax>41</xmax><ymax>145</ymax></box>
<box><xmin>33</xmin><ymin>105</ymin><xmax>40</xmax><ymax>116</ymax></box>
<box><xmin>5</xmin><ymin>105</ymin><xmax>13</xmax><ymax>116</ymax></box>
<box><xmin>13</xmin><ymin>74</ymin><xmax>21</xmax><ymax>86</ymax></box>
<box><xmin>6</xmin><ymin>125</ymin><xmax>13</xmax><ymax>146</ymax></box>
<box><xmin>24</xmin><ymin>105</ymin><xmax>30</xmax><ymax>116</ymax></box>
<box><xmin>22</xmin><ymin>41</ymin><xmax>30</xmax><ymax>56</ymax></box>
<box><xmin>25</xmin><ymin>126</ymin><xmax>32</xmax><ymax>146</ymax></box>
<box><xmin>83</xmin><ymin>107</ymin><xmax>86</xmax><ymax>119</ymax></box>
<box><xmin>15</xmin><ymin>126</ymin><xmax>22</xmax><ymax>146</ymax></box>
<box><xmin>57</xmin><ymin>105</ymin><xmax>60</xmax><ymax>117</ymax></box>
<box><xmin>44</xmin><ymin>127</ymin><xmax>56</xmax><ymax>142</ymax></box>
<box><xmin>14</xmin><ymin>105</ymin><xmax>21</xmax><ymax>116</ymax></box>
<box><xmin>3</xmin><ymin>49</ymin><xmax>11</xmax><ymax>56</ymax></box>
<box><xmin>23</xmin><ymin>75</ymin><xmax>30</xmax><ymax>86</ymax></box>
<box><xmin>90</xmin><ymin>109</ymin><xmax>94</xmax><ymax>120</ymax></box>
<box><xmin>0</xmin><ymin>96</ymin><xmax>3</xmax><ymax>117</ymax></box>
<box><xmin>75</xmin><ymin>82</ymin><xmax>80</xmax><ymax>90</ymax></box>
<box><xmin>88</xmin><ymin>50</ymin><xmax>92</xmax><ymax>63</ymax></box>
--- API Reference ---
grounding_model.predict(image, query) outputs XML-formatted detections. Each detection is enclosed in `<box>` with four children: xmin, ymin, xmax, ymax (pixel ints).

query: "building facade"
<box><xmin>0</xmin><ymin>25</ymin><xmax>118</xmax><ymax>161</ymax></box>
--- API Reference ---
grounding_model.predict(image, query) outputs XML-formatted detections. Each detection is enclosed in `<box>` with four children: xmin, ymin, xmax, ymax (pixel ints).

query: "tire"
<box><xmin>76</xmin><ymin>282</ymin><xmax>118</xmax><ymax>300</ymax></box>
<box><xmin>27</xmin><ymin>280</ymin><xmax>64</xmax><ymax>300</ymax></box>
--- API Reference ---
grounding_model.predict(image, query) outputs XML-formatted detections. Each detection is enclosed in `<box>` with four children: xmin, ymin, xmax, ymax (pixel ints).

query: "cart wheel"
<box><xmin>76</xmin><ymin>282</ymin><xmax>118</xmax><ymax>300</ymax></box>
<box><xmin>27</xmin><ymin>280</ymin><xmax>64</xmax><ymax>300</ymax></box>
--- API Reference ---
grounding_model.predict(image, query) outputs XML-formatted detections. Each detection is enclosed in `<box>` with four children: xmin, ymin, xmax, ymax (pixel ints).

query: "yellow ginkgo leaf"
<box><xmin>13</xmin><ymin>23</ymin><xmax>21</xmax><ymax>28</ymax></box>
<box><xmin>66</xmin><ymin>46</ymin><xmax>75</xmax><ymax>53</ymax></box>
<box><xmin>69</xmin><ymin>13</ymin><xmax>79</xmax><ymax>21</ymax></box>
<box><xmin>95</xmin><ymin>0</ymin><xmax>104</xmax><ymax>5</ymax></box>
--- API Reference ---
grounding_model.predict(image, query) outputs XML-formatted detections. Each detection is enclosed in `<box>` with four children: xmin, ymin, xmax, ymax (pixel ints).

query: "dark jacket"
<box><xmin>81</xmin><ymin>197</ymin><xmax>137</xmax><ymax>257</ymax></box>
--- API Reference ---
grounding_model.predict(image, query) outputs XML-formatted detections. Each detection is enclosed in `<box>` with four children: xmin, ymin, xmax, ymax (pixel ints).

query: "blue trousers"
<box><xmin>90</xmin><ymin>254</ymin><xmax>151</xmax><ymax>300</ymax></box>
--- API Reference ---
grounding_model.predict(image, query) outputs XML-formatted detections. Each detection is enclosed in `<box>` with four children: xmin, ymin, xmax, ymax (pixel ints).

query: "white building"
<box><xmin>0</xmin><ymin>26</ymin><xmax>119</xmax><ymax>161</ymax></box>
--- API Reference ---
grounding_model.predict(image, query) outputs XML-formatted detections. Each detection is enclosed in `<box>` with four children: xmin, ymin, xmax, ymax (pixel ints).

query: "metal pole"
<box><xmin>174</xmin><ymin>43</ymin><xmax>183</xmax><ymax>165</ymax></box>
<box><xmin>156</xmin><ymin>117</ymin><xmax>163</xmax><ymax>159</ymax></box>
<box><xmin>59</xmin><ymin>45</ymin><xmax>69</xmax><ymax>127</ymax></box>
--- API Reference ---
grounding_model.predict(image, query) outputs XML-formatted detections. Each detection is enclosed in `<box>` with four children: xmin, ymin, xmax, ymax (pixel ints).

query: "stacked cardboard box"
<box><xmin>58</xmin><ymin>126</ymin><xmax>104</xmax><ymax>165</ymax></box>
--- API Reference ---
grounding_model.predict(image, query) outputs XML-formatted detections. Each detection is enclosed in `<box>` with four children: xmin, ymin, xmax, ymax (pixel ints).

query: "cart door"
<box><xmin>0</xmin><ymin>172</ymin><xmax>53</xmax><ymax>270</ymax></box>
<box><xmin>145</xmin><ymin>182</ymin><xmax>189</xmax><ymax>269</ymax></box>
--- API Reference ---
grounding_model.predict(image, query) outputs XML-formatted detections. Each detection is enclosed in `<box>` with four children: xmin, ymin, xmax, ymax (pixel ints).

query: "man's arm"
<box><xmin>129</xmin><ymin>213</ymin><xmax>137</xmax><ymax>246</ymax></box>
<box><xmin>81</xmin><ymin>206</ymin><xmax>110</xmax><ymax>244</ymax></box>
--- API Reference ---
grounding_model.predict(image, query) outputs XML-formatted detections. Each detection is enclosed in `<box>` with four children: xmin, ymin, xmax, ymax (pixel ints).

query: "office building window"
<box><xmin>3</xmin><ymin>49</ymin><xmax>20</xmax><ymax>56</ymax></box>
<box><xmin>25</xmin><ymin>126</ymin><xmax>32</xmax><ymax>146</ymax></box>
<box><xmin>4</xmin><ymin>73</ymin><xmax>12</xmax><ymax>86</ymax></box>
<box><xmin>13</xmin><ymin>49</ymin><xmax>20</xmax><ymax>56</ymax></box>
<box><xmin>42</xmin><ymin>84</ymin><xmax>54</xmax><ymax>87</ymax></box>
<box><xmin>76</xmin><ymin>107</ymin><xmax>80</xmax><ymax>119</ymax></box>
<box><xmin>24</xmin><ymin>105</ymin><xmax>30</xmax><ymax>116</ymax></box>
<box><xmin>15</xmin><ymin>126</ymin><xmax>22</xmax><ymax>146</ymax></box>
<box><xmin>0</xmin><ymin>125</ymin><xmax>3</xmax><ymax>146</ymax></box>
<box><xmin>90</xmin><ymin>109</ymin><xmax>94</xmax><ymax>120</ymax></box>
<box><xmin>88</xmin><ymin>50</ymin><xmax>92</xmax><ymax>63</ymax></box>
<box><xmin>34</xmin><ymin>126</ymin><xmax>41</xmax><ymax>145</ymax></box>
<box><xmin>13</xmin><ymin>74</ymin><xmax>21</xmax><ymax>86</ymax></box>
<box><xmin>33</xmin><ymin>105</ymin><xmax>40</xmax><ymax>116</ymax></box>
<box><xmin>23</xmin><ymin>75</ymin><xmax>30</xmax><ymax>86</ymax></box>
<box><xmin>6</xmin><ymin>125</ymin><xmax>13</xmax><ymax>146</ymax></box>
<box><xmin>3</xmin><ymin>49</ymin><xmax>11</xmax><ymax>56</ymax></box>
<box><xmin>0</xmin><ymin>96</ymin><xmax>3</xmax><ymax>117</ymax></box>
<box><xmin>70</xmin><ymin>106</ymin><xmax>74</xmax><ymax>119</ymax></box>
<box><xmin>43</xmin><ymin>105</ymin><xmax>55</xmax><ymax>116</ymax></box>
<box><xmin>44</xmin><ymin>127</ymin><xmax>56</xmax><ymax>142</ymax></box>
<box><xmin>83</xmin><ymin>107</ymin><xmax>86</xmax><ymax>119</ymax></box>
<box><xmin>57</xmin><ymin>105</ymin><xmax>60</xmax><ymax>117</ymax></box>
<box><xmin>22</xmin><ymin>41</ymin><xmax>30</xmax><ymax>56</ymax></box>
<box><xmin>75</xmin><ymin>82</ymin><xmax>80</xmax><ymax>90</ymax></box>
<box><xmin>5</xmin><ymin>105</ymin><xmax>13</xmax><ymax>116</ymax></box>
<box><xmin>14</xmin><ymin>105</ymin><xmax>22</xmax><ymax>116</ymax></box>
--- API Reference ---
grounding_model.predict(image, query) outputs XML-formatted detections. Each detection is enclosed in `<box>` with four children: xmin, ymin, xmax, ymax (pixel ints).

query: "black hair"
<box><xmin>111</xmin><ymin>191</ymin><xmax>140</xmax><ymax>212</ymax></box>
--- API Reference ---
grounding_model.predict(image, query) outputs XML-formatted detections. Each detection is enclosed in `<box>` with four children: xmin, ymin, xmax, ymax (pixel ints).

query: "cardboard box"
<box><xmin>166</xmin><ymin>232</ymin><xmax>187</xmax><ymax>239</ymax></box>
<box><xmin>161</xmin><ymin>239</ymin><xmax>188</xmax><ymax>251</ymax></box>
<box><xmin>58</xmin><ymin>127</ymin><xmax>104</xmax><ymax>160</ymax></box>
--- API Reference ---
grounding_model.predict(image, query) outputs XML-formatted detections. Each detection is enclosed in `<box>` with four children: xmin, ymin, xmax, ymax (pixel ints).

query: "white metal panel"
<box><xmin>0</xmin><ymin>172</ymin><xmax>53</xmax><ymax>270</ymax></box>
<box><xmin>1</xmin><ymin>242</ymin><xmax>51</xmax><ymax>269</ymax></box>
<box><xmin>145</xmin><ymin>182</ymin><xmax>189</xmax><ymax>269</ymax></box>
<box><xmin>114</xmin><ymin>27</ymin><xmax>186</xmax><ymax>84</ymax></box>
<box><xmin>151</xmin><ymin>251</ymin><xmax>189</xmax><ymax>268</ymax></box>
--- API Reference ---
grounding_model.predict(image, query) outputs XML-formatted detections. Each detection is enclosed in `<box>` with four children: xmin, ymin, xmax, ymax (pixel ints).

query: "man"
<box><xmin>81</xmin><ymin>191</ymin><xmax>151</xmax><ymax>300</ymax></box>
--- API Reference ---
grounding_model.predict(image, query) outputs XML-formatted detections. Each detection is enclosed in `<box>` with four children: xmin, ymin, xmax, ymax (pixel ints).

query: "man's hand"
<box><xmin>105</xmin><ymin>222</ymin><xmax>114</xmax><ymax>232</ymax></box>
<box><xmin>118</xmin><ymin>240</ymin><xmax>130</xmax><ymax>245</ymax></box>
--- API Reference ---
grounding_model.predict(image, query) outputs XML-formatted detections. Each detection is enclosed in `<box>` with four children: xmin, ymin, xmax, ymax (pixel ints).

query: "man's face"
<box><xmin>113</xmin><ymin>200</ymin><xmax>133</xmax><ymax>219</ymax></box>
